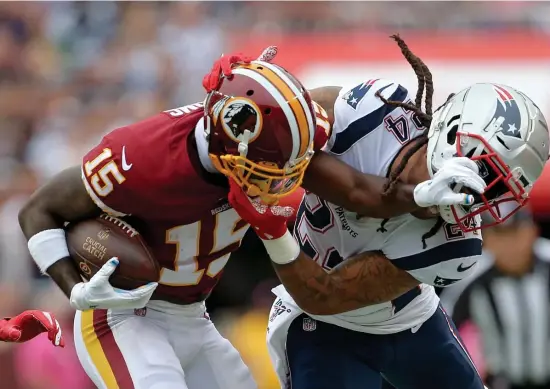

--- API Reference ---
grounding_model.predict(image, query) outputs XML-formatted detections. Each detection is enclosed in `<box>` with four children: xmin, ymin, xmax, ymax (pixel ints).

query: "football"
<box><xmin>65</xmin><ymin>214</ymin><xmax>161</xmax><ymax>290</ymax></box>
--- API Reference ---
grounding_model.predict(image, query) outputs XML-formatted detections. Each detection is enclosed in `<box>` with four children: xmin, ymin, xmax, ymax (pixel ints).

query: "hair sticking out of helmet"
<box><xmin>376</xmin><ymin>34</ymin><xmax>444</xmax><ymax>249</ymax></box>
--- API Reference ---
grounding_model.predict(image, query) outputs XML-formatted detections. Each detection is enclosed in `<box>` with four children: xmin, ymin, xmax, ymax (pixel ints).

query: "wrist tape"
<box><xmin>28</xmin><ymin>229</ymin><xmax>70</xmax><ymax>273</ymax></box>
<box><xmin>262</xmin><ymin>230</ymin><xmax>300</xmax><ymax>265</ymax></box>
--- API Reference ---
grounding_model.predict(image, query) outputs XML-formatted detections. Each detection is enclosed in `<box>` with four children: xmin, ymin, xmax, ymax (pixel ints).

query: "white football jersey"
<box><xmin>273</xmin><ymin>79</ymin><xmax>483</xmax><ymax>334</ymax></box>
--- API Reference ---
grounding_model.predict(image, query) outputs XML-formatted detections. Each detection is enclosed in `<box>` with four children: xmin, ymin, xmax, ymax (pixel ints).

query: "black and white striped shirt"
<box><xmin>441</xmin><ymin>239</ymin><xmax>550</xmax><ymax>389</ymax></box>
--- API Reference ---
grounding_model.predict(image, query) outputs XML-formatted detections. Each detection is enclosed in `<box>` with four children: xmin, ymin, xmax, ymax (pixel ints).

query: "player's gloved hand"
<box><xmin>202</xmin><ymin>53</ymin><xmax>253</xmax><ymax>92</ymax></box>
<box><xmin>0</xmin><ymin>310</ymin><xmax>64</xmax><ymax>347</ymax></box>
<box><xmin>228</xmin><ymin>179</ymin><xmax>300</xmax><ymax>264</ymax></box>
<box><xmin>70</xmin><ymin>258</ymin><xmax>157</xmax><ymax>311</ymax></box>
<box><xmin>228</xmin><ymin>179</ymin><xmax>295</xmax><ymax>240</ymax></box>
<box><xmin>413</xmin><ymin>157</ymin><xmax>486</xmax><ymax>208</ymax></box>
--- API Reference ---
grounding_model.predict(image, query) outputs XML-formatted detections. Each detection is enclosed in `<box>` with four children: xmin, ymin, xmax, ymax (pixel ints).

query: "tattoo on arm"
<box><xmin>273</xmin><ymin>250</ymin><xmax>419</xmax><ymax>315</ymax></box>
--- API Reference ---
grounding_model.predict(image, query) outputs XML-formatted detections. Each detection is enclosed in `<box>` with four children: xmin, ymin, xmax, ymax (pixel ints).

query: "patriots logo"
<box><xmin>269</xmin><ymin>299</ymin><xmax>291</xmax><ymax>322</ymax></box>
<box><xmin>492</xmin><ymin>85</ymin><xmax>522</xmax><ymax>139</ymax></box>
<box><xmin>342</xmin><ymin>79</ymin><xmax>379</xmax><ymax>110</ymax></box>
<box><xmin>434</xmin><ymin>276</ymin><xmax>460</xmax><ymax>287</ymax></box>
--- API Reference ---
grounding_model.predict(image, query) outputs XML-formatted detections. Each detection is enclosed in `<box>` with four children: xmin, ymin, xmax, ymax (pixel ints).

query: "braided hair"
<box><xmin>376</xmin><ymin>34</ymin><xmax>444</xmax><ymax>249</ymax></box>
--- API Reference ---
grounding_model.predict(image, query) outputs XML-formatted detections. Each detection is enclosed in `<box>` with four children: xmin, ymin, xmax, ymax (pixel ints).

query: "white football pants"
<box><xmin>74</xmin><ymin>300</ymin><xmax>257</xmax><ymax>389</ymax></box>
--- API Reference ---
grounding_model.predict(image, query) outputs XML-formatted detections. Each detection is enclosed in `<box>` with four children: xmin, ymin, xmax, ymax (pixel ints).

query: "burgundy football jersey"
<box><xmin>81</xmin><ymin>101</ymin><xmax>331</xmax><ymax>304</ymax></box>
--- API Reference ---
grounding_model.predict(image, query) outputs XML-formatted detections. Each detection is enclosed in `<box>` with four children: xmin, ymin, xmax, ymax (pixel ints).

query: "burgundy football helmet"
<box><xmin>204</xmin><ymin>60</ymin><xmax>317</xmax><ymax>203</ymax></box>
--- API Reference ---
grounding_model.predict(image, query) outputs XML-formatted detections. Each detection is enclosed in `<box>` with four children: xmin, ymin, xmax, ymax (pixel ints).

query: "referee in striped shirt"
<box><xmin>441</xmin><ymin>210</ymin><xmax>550</xmax><ymax>389</ymax></box>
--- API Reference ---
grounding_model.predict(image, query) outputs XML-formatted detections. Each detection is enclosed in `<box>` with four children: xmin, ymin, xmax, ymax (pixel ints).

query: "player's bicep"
<box><xmin>303</xmin><ymin>150</ymin><xmax>356</xmax><ymax>196</ymax></box>
<box><xmin>327</xmin><ymin>250</ymin><xmax>420</xmax><ymax>310</ymax></box>
<box><xmin>19</xmin><ymin>166</ymin><xmax>101</xmax><ymax>236</ymax></box>
<box><xmin>303</xmin><ymin>151</ymin><xmax>390</xmax><ymax>217</ymax></box>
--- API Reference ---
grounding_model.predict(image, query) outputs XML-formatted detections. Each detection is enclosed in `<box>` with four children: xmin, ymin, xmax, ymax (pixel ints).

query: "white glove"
<box><xmin>413</xmin><ymin>157</ymin><xmax>486</xmax><ymax>208</ymax></box>
<box><xmin>70</xmin><ymin>258</ymin><xmax>158</xmax><ymax>311</ymax></box>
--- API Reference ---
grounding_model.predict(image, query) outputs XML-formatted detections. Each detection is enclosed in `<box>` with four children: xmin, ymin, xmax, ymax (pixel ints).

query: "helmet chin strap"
<box><xmin>195</xmin><ymin>117</ymin><xmax>218</xmax><ymax>173</ymax></box>
<box><xmin>237</xmin><ymin>129</ymin><xmax>256</xmax><ymax>193</ymax></box>
<box><xmin>238</xmin><ymin>129</ymin><xmax>252</xmax><ymax>158</ymax></box>
<box><xmin>237</xmin><ymin>129</ymin><xmax>269</xmax><ymax>199</ymax></box>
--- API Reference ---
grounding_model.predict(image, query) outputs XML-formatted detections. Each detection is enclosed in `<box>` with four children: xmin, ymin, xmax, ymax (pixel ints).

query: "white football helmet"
<box><xmin>427</xmin><ymin>83</ymin><xmax>549</xmax><ymax>232</ymax></box>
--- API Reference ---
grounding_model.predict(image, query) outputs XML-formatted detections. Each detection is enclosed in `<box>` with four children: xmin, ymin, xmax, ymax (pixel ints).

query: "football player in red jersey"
<box><xmin>18</xmin><ymin>47</ymin><xmax>483</xmax><ymax>389</ymax></box>
<box><xmin>0</xmin><ymin>310</ymin><xmax>64</xmax><ymax>347</ymax></box>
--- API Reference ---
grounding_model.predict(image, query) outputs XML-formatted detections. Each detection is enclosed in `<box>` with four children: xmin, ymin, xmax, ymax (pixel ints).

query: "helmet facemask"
<box><xmin>426</xmin><ymin>82</ymin><xmax>550</xmax><ymax>232</ymax></box>
<box><xmin>206</xmin><ymin>89</ymin><xmax>314</xmax><ymax>204</ymax></box>
<box><xmin>441</xmin><ymin>131</ymin><xmax>531</xmax><ymax>232</ymax></box>
<box><xmin>213</xmin><ymin>151</ymin><xmax>312</xmax><ymax>204</ymax></box>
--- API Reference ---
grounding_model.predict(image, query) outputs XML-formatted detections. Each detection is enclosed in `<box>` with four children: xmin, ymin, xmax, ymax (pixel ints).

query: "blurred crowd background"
<box><xmin>1</xmin><ymin>2</ymin><xmax>550</xmax><ymax>389</ymax></box>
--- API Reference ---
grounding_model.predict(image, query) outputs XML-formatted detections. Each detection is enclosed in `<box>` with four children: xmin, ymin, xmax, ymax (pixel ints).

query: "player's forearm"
<box><xmin>19</xmin><ymin>168</ymin><xmax>94</xmax><ymax>236</ymax></box>
<box><xmin>303</xmin><ymin>153</ymin><xmax>420</xmax><ymax>219</ymax></box>
<box><xmin>19</xmin><ymin>167</ymin><xmax>100</xmax><ymax>297</ymax></box>
<box><xmin>19</xmin><ymin>200</ymin><xmax>82</xmax><ymax>297</ymax></box>
<box><xmin>273</xmin><ymin>249</ymin><xmax>418</xmax><ymax>315</ymax></box>
<box><xmin>44</xmin><ymin>260</ymin><xmax>82</xmax><ymax>298</ymax></box>
<box><xmin>348</xmin><ymin>177</ymin><xmax>420</xmax><ymax>218</ymax></box>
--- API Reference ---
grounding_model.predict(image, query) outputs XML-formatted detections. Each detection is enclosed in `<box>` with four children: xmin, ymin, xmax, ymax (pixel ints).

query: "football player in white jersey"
<box><xmin>228</xmin><ymin>36</ymin><xmax>550</xmax><ymax>389</ymax></box>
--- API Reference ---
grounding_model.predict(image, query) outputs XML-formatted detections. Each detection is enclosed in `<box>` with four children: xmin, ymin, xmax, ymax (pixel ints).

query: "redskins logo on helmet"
<box><xmin>218</xmin><ymin>97</ymin><xmax>263</xmax><ymax>143</ymax></box>
<box><xmin>205</xmin><ymin>60</ymin><xmax>316</xmax><ymax>203</ymax></box>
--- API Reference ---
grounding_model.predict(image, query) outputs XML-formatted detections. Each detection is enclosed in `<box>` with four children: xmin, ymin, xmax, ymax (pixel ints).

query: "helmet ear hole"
<box><xmin>246</xmin><ymin>90</ymin><xmax>254</xmax><ymax>96</ymax></box>
<box><xmin>447</xmin><ymin>124</ymin><xmax>459</xmax><ymax>145</ymax></box>
<box><xmin>264</xmin><ymin>108</ymin><xmax>272</xmax><ymax>115</ymax></box>
<box><xmin>445</xmin><ymin>114</ymin><xmax>461</xmax><ymax>145</ymax></box>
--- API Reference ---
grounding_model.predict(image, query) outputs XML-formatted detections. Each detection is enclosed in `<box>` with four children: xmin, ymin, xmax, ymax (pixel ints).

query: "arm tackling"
<box><xmin>306</xmin><ymin>86</ymin><xmax>419</xmax><ymax>219</ymax></box>
<box><xmin>272</xmin><ymin>248</ymin><xmax>419</xmax><ymax>316</ymax></box>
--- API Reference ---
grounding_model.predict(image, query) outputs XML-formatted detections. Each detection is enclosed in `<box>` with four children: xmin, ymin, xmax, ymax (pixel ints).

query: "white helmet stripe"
<box><xmin>256</xmin><ymin>61</ymin><xmax>315</xmax><ymax>157</ymax></box>
<box><xmin>232</xmin><ymin>67</ymin><xmax>300</xmax><ymax>161</ymax></box>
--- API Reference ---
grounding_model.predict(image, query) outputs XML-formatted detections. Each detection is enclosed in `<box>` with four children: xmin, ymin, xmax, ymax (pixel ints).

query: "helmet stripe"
<box><xmin>232</xmin><ymin>67</ymin><xmax>300</xmax><ymax>161</ymax></box>
<box><xmin>254</xmin><ymin>63</ymin><xmax>311</xmax><ymax>159</ymax></box>
<box><xmin>242</xmin><ymin>63</ymin><xmax>312</xmax><ymax>160</ymax></box>
<box><xmin>256</xmin><ymin>61</ymin><xmax>315</xmax><ymax>158</ymax></box>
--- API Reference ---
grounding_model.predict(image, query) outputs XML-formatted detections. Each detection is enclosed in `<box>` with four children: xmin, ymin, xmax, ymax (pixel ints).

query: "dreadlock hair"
<box><xmin>376</xmin><ymin>34</ymin><xmax>444</xmax><ymax>249</ymax></box>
